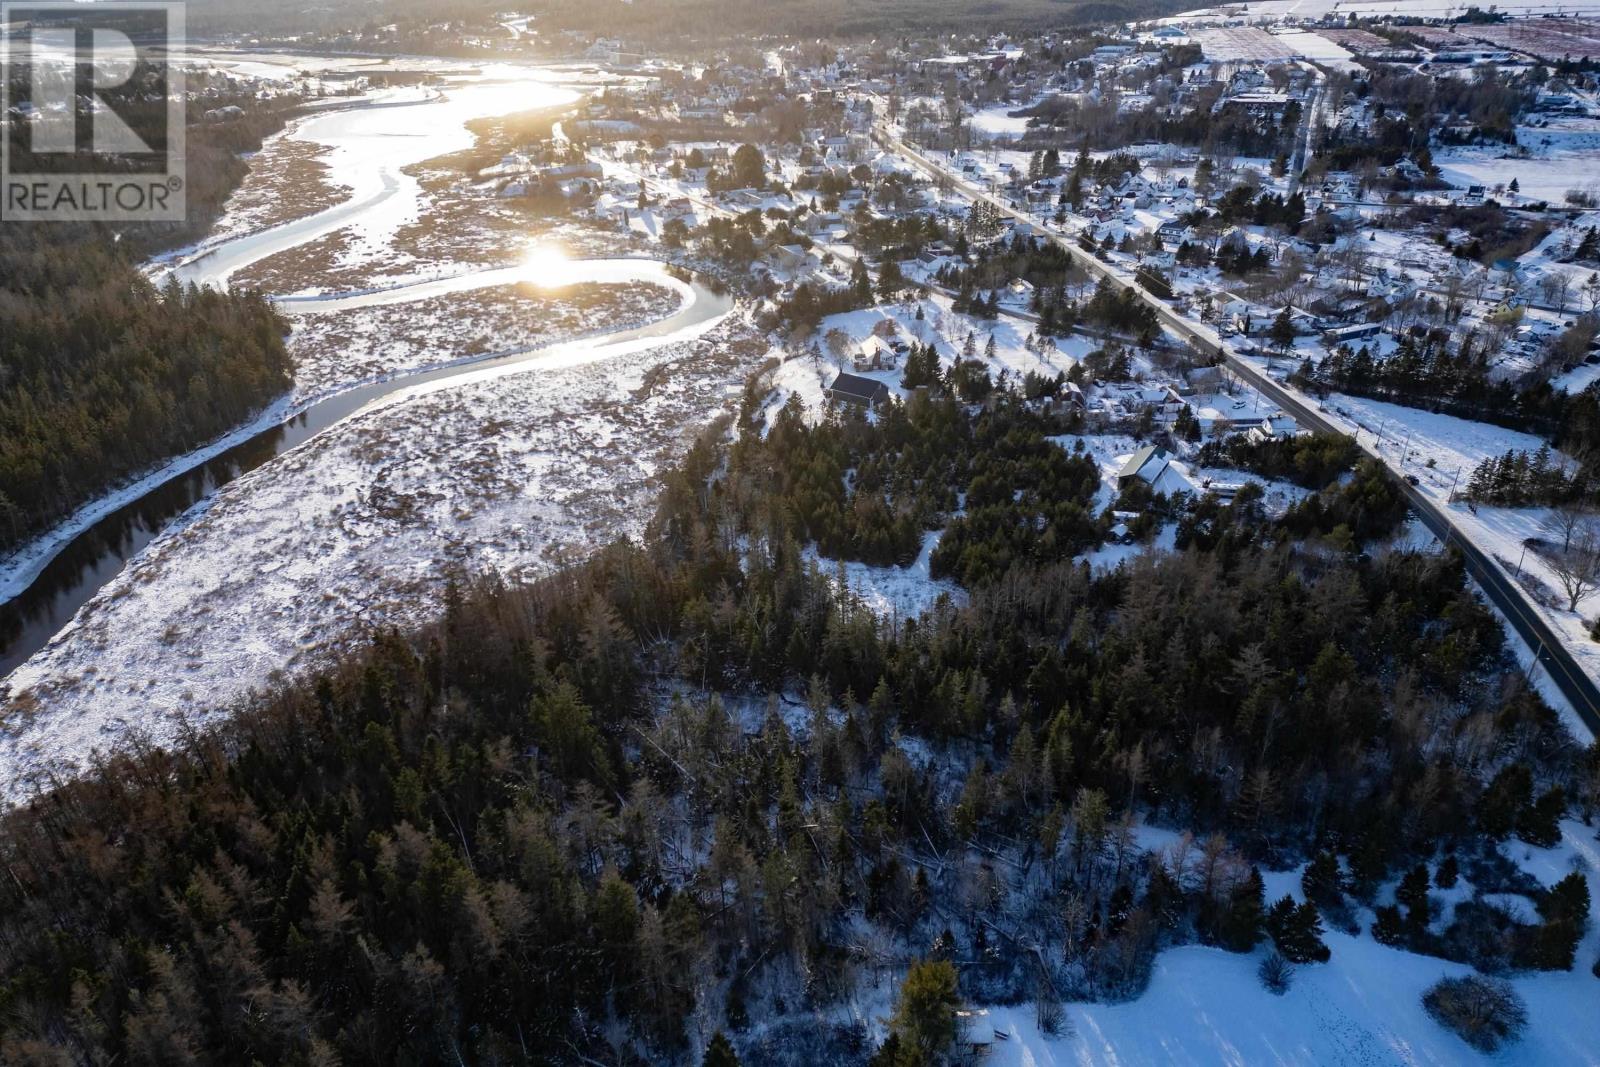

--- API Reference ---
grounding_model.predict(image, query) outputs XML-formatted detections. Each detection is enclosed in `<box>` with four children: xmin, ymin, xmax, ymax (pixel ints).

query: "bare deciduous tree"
<box><xmin>1546</xmin><ymin>525</ymin><xmax>1600</xmax><ymax>612</ymax></box>
<box><xmin>1542</xmin><ymin>502</ymin><xmax>1593</xmax><ymax>554</ymax></box>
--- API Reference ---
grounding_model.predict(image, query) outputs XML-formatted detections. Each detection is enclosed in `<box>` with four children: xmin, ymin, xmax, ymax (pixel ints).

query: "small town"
<box><xmin>4</xmin><ymin>0</ymin><xmax>1600</xmax><ymax>1063</ymax></box>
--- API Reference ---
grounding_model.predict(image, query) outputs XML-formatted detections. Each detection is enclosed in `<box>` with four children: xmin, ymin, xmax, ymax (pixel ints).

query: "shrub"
<box><xmin>1258</xmin><ymin>951</ymin><xmax>1294</xmax><ymax>995</ymax></box>
<box><xmin>1422</xmin><ymin>975</ymin><xmax>1527</xmax><ymax>1052</ymax></box>
<box><xmin>1036</xmin><ymin>992</ymin><xmax>1068</xmax><ymax>1037</ymax></box>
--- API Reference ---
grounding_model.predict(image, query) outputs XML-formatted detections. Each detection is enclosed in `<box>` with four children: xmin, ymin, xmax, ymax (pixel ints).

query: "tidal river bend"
<box><xmin>0</xmin><ymin>66</ymin><xmax>732</xmax><ymax>681</ymax></box>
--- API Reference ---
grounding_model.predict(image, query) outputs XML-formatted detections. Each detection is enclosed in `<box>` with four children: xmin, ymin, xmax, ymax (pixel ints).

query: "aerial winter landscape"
<box><xmin>3</xmin><ymin>0</ymin><xmax>1600</xmax><ymax>1062</ymax></box>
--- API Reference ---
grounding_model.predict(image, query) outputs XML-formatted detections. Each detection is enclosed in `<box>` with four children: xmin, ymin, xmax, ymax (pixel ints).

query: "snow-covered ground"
<box><xmin>285</xmin><ymin>278</ymin><xmax>680</xmax><ymax>401</ymax></box>
<box><xmin>0</xmin><ymin>62</ymin><xmax>762</xmax><ymax>801</ymax></box>
<box><xmin>970</xmin><ymin>818</ymin><xmax>1600</xmax><ymax>1065</ymax></box>
<box><xmin>972</xmin><ymin>103</ymin><xmax>1036</xmax><ymax>140</ymax></box>
<box><xmin>1435</xmin><ymin>127</ymin><xmax>1600</xmax><ymax>206</ymax></box>
<box><xmin>815</xmin><ymin>530</ymin><xmax>965</xmax><ymax>622</ymax></box>
<box><xmin>1313</xmin><ymin>390</ymin><xmax>1600</xmax><ymax>707</ymax></box>
<box><xmin>0</xmin><ymin>315</ymin><xmax>772</xmax><ymax>798</ymax></box>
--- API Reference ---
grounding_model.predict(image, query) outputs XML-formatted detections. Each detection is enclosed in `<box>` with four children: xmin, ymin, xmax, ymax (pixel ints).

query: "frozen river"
<box><xmin>0</xmin><ymin>63</ymin><xmax>731</xmax><ymax>681</ymax></box>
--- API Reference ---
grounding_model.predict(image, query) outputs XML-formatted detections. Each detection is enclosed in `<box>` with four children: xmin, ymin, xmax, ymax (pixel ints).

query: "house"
<box><xmin>770</xmin><ymin>244</ymin><xmax>812</xmax><ymax>270</ymax></box>
<box><xmin>1249</xmin><ymin>411</ymin><xmax>1299</xmax><ymax>443</ymax></box>
<box><xmin>1327</xmin><ymin>322</ymin><xmax>1383</xmax><ymax>345</ymax></box>
<box><xmin>1142</xmin><ymin>250</ymin><xmax>1177</xmax><ymax>272</ymax></box>
<box><xmin>855</xmin><ymin>337</ymin><xmax>905</xmax><ymax>371</ymax></box>
<box><xmin>1117</xmin><ymin>445</ymin><xmax>1172</xmax><ymax>489</ymax></box>
<box><xmin>826</xmin><ymin>372</ymin><xmax>891</xmax><ymax>408</ymax></box>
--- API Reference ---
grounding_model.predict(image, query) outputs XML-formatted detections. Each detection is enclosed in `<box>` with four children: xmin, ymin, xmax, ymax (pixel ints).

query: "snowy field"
<box><xmin>972</xmin><ymin>104</ymin><xmax>1036</xmax><ymax>140</ymax></box>
<box><xmin>1271</xmin><ymin>28</ymin><xmax>1360</xmax><ymax>72</ymax></box>
<box><xmin>285</xmin><ymin>279</ymin><xmax>680</xmax><ymax>401</ymax></box>
<box><xmin>0</xmin><ymin>315</ymin><xmax>772</xmax><ymax>799</ymax></box>
<box><xmin>838</xmin><ymin>820</ymin><xmax>1600</xmax><ymax>1065</ymax></box>
<box><xmin>0</xmin><ymin>63</ymin><xmax>767</xmax><ymax>801</ymax></box>
<box><xmin>1434</xmin><ymin>121</ymin><xmax>1600</xmax><ymax>205</ymax></box>
<box><xmin>1175</xmin><ymin>0</ymin><xmax>1600</xmax><ymax>20</ymax></box>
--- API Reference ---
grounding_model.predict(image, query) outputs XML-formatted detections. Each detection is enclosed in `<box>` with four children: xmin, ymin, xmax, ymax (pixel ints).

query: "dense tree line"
<box><xmin>0</xmin><ymin>71</ymin><xmax>299</xmax><ymax>552</ymax></box>
<box><xmin>0</xmin><ymin>378</ymin><xmax>1592</xmax><ymax>1064</ymax></box>
<box><xmin>1196</xmin><ymin>432</ymin><xmax>1362</xmax><ymax>491</ymax></box>
<box><xmin>0</xmin><ymin>246</ymin><xmax>290</xmax><ymax>552</ymax></box>
<box><xmin>1463</xmin><ymin>446</ymin><xmax>1586</xmax><ymax>507</ymax></box>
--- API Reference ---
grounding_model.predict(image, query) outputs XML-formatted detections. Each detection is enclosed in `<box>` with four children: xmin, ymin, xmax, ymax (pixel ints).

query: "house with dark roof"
<box><xmin>1117</xmin><ymin>445</ymin><xmax>1170</xmax><ymax>489</ymax></box>
<box><xmin>826</xmin><ymin>372</ymin><xmax>892</xmax><ymax>408</ymax></box>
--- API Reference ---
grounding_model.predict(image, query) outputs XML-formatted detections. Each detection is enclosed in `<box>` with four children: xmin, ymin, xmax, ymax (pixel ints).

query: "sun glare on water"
<box><xmin>519</xmin><ymin>243</ymin><xmax>572</xmax><ymax>286</ymax></box>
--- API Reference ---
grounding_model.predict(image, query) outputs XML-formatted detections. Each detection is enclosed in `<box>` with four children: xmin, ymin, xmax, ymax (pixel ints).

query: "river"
<box><xmin>0</xmin><ymin>62</ymin><xmax>731</xmax><ymax>681</ymax></box>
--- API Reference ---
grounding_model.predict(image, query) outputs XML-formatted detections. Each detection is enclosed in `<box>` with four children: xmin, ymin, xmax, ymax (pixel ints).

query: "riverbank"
<box><xmin>286</xmin><ymin>279</ymin><xmax>682</xmax><ymax>401</ymax></box>
<box><xmin>2</xmin><ymin>70</ymin><xmax>594</xmax><ymax>616</ymax></box>
<box><xmin>1</xmin><ymin>311</ymin><xmax>770</xmax><ymax>800</ymax></box>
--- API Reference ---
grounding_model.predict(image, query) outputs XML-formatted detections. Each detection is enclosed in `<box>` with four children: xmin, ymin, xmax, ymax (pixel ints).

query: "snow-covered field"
<box><xmin>1435</xmin><ymin>125</ymin><xmax>1600</xmax><ymax>206</ymax></box>
<box><xmin>972</xmin><ymin>103</ymin><xmax>1035</xmax><ymax>140</ymax></box>
<box><xmin>844</xmin><ymin>819</ymin><xmax>1600</xmax><ymax>1065</ymax></box>
<box><xmin>285</xmin><ymin>279</ymin><xmax>680</xmax><ymax>401</ymax></box>
<box><xmin>0</xmin><ymin>61</ymin><xmax>765</xmax><ymax>801</ymax></box>
<box><xmin>0</xmin><ymin>315</ymin><xmax>772</xmax><ymax>798</ymax></box>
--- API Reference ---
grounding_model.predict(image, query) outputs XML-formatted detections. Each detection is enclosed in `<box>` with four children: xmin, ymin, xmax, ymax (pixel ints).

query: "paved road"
<box><xmin>878</xmin><ymin>122</ymin><xmax>1600</xmax><ymax>734</ymax></box>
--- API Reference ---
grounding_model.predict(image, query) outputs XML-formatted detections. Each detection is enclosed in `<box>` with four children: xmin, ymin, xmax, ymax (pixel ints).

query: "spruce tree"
<box><xmin>1479</xmin><ymin>764</ymin><xmax>1534</xmax><ymax>840</ymax></box>
<box><xmin>891</xmin><ymin>959</ymin><xmax>961</xmax><ymax>1059</ymax></box>
<box><xmin>1397</xmin><ymin>864</ymin><xmax>1432</xmax><ymax>929</ymax></box>
<box><xmin>1266</xmin><ymin>895</ymin><xmax>1330</xmax><ymax>963</ymax></box>
<box><xmin>1372</xmin><ymin>905</ymin><xmax>1405</xmax><ymax>945</ymax></box>
<box><xmin>704</xmin><ymin>1032</ymin><xmax>741</xmax><ymax>1067</ymax></box>
<box><xmin>1219</xmin><ymin>867</ymin><xmax>1266</xmax><ymax>951</ymax></box>
<box><xmin>1517</xmin><ymin>787</ymin><xmax>1565</xmax><ymax>848</ymax></box>
<box><xmin>1302</xmin><ymin>850</ymin><xmax>1342</xmax><ymax>905</ymax></box>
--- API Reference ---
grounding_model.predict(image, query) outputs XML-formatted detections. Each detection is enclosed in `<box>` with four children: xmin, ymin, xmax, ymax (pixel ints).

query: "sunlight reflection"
<box><xmin>519</xmin><ymin>242</ymin><xmax>572</xmax><ymax>287</ymax></box>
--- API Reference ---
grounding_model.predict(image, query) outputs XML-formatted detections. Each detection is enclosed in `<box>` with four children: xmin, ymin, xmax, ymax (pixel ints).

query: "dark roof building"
<box><xmin>826</xmin><ymin>372</ymin><xmax>892</xmax><ymax>407</ymax></box>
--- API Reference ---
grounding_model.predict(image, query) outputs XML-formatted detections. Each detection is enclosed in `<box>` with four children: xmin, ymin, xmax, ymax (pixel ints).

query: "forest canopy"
<box><xmin>0</xmin><ymin>385</ymin><xmax>1589</xmax><ymax>1065</ymax></box>
<box><xmin>0</xmin><ymin>243</ymin><xmax>289</xmax><ymax>553</ymax></box>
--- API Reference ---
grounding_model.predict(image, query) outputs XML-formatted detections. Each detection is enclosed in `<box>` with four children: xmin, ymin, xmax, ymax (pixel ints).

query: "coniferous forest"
<box><xmin>0</xmin><ymin>241</ymin><xmax>290</xmax><ymax>552</ymax></box>
<box><xmin>0</xmin><ymin>381</ymin><xmax>1592</xmax><ymax>1065</ymax></box>
<box><xmin>0</xmin><ymin>79</ymin><xmax>295</xmax><ymax>554</ymax></box>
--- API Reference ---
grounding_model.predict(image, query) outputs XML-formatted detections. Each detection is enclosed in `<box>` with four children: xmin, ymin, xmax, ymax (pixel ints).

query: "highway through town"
<box><xmin>875</xmin><ymin>119</ymin><xmax>1600</xmax><ymax>734</ymax></box>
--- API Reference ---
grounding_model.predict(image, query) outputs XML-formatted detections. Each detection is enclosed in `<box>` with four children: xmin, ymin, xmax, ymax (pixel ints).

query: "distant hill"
<box><xmin>183</xmin><ymin>0</ymin><xmax>1176</xmax><ymax>40</ymax></box>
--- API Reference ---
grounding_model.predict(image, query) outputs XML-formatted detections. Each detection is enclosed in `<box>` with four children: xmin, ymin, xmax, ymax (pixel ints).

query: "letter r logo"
<box><xmin>30</xmin><ymin>27</ymin><xmax>153</xmax><ymax>154</ymax></box>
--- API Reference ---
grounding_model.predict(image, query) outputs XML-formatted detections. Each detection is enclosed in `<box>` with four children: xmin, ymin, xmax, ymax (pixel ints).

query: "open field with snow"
<box><xmin>285</xmin><ymin>280</ymin><xmax>679</xmax><ymax>401</ymax></box>
<box><xmin>800</xmin><ymin>818</ymin><xmax>1600</xmax><ymax>1066</ymax></box>
<box><xmin>0</xmin><ymin>315</ymin><xmax>772</xmax><ymax>799</ymax></box>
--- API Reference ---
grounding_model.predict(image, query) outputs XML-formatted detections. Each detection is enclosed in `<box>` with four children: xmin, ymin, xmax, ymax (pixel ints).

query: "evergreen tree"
<box><xmin>852</xmin><ymin>259</ymin><xmax>874</xmax><ymax>305</ymax></box>
<box><xmin>1219</xmin><ymin>867</ymin><xmax>1266</xmax><ymax>951</ymax></box>
<box><xmin>1269</xmin><ymin>308</ymin><xmax>1296</xmax><ymax>353</ymax></box>
<box><xmin>1266</xmin><ymin>896</ymin><xmax>1330</xmax><ymax>963</ymax></box>
<box><xmin>1517</xmin><ymin>787</ymin><xmax>1566</xmax><ymax>848</ymax></box>
<box><xmin>1372</xmin><ymin>905</ymin><xmax>1405</xmax><ymax>945</ymax></box>
<box><xmin>1522</xmin><ymin>872</ymin><xmax>1589</xmax><ymax>970</ymax></box>
<box><xmin>891</xmin><ymin>959</ymin><xmax>961</xmax><ymax>1059</ymax></box>
<box><xmin>1397</xmin><ymin>864</ymin><xmax>1432</xmax><ymax>929</ymax></box>
<box><xmin>1479</xmin><ymin>764</ymin><xmax>1534</xmax><ymax>840</ymax></box>
<box><xmin>1301</xmin><ymin>850</ymin><xmax>1342</xmax><ymax>906</ymax></box>
<box><xmin>704</xmin><ymin>1031</ymin><xmax>740</xmax><ymax>1067</ymax></box>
